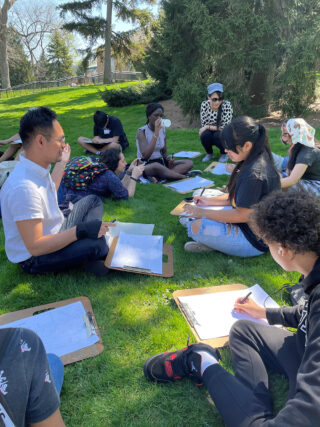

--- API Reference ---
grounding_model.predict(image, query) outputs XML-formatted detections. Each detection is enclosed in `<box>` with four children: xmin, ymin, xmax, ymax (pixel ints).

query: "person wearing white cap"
<box><xmin>278</xmin><ymin>118</ymin><xmax>320</xmax><ymax>194</ymax></box>
<box><xmin>199</xmin><ymin>82</ymin><xmax>233</xmax><ymax>163</ymax></box>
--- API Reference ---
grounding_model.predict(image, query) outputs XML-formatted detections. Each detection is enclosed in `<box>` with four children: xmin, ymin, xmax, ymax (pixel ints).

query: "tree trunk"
<box><xmin>103</xmin><ymin>0</ymin><xmax>113</xmax><ymax>84</ymax></box>
<box><xmin>0</xmin><ymin>0</ymin><xmax>16</xmax><ymax>89</ymax></box>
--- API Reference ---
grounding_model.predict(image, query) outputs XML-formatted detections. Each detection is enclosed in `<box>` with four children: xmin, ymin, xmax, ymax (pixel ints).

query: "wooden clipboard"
<box><xmin>0</xmin><ymin>296</ymin><xmax>104</xmax><ymax>365</ymax></box>
<box><xmin>204</xmin><ymin>161</ymin><xmax>218</xmax><ymax>172</ymax></box>
<box><xmin>163</xmin><ymin>177</ymin><xmax>215</xmax><ymax>194</ymax></box>
<box><xmin>170</xmin><ymin>200</ymin><xmax>192</xmax><ymax>216</ymax></box>
<box><xmin>105</xmin><ymin>236</ymin><xmax>174</xmax><ymax>277</ymax></box>
<box><xmin>173</xmin><ymin>284</ymin><xmax>247</xmax><ymax>348</ymax></box>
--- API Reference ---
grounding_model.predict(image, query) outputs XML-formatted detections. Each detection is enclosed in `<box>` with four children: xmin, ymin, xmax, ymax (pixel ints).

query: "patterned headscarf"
<box><xmin>286</xmin><ymin>118</ymin><xmax>315</xmax><ymax>148</ymax></box>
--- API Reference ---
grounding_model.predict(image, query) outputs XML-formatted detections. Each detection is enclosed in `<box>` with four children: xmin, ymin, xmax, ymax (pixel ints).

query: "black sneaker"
<box><xmin>143</xmin><ymin>343</ymin><xmax>220</xmax><ymax>385</ymax></box>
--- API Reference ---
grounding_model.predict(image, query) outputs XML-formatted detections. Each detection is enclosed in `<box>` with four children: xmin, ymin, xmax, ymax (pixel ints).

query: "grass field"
<box><xmin>0</xmin><ymin>85</ymin><xmax>318</xmax><ymax>426</ymax></box>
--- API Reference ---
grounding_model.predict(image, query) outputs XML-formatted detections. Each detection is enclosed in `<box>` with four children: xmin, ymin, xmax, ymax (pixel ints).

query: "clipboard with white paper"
<box><xmin>110</xmin><ymin>232</ymin><xmax>163</xmax><ymax>274</ymax></box>
<box><xmin>105</xmin><ymin>221</ymin><xmax>155</xmax><ymax>246</ymax></box>
<box><xmin>164</xmin><ymin>176</ymin><xmax>214</xmax><ymax>193</ymax></box>
<box><xmin>105</xmin><ymin>232</ymin><xmax>174</xmax><ymax>277</ymax></box>
<box><xmin>0</xmin><ymin>297</ymin><xmax>103</xmax><ymax>365</ymax></box>
<box><xmin>178</xmin><ymin>285</ymin><xmax>279</xmax><ymax>340</ymax></box>
<box><xmin>173</xmin><ymin>151</ymin><xmax>201</xmax><ymax>158</ymax></box>
<box><xmin>211</xmin><ymin>162</ymin><xmax>231</xmax><ymax>175</ymax></box>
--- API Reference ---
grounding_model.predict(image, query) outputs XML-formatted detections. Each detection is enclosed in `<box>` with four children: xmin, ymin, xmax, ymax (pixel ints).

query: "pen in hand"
<box><xmin>196</xmin><ymin>188</ymin><xmax>206</xmax><ymax>205</ymax></box>
<box><xmin>239</xmin><ymin>291</ymin><xmax>252</xmax><ymax>304</ymax></box>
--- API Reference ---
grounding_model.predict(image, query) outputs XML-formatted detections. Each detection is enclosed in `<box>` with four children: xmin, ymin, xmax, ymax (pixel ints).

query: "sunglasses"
<box><xmin>210</xmin><ymin>97</ymin><xmax>223</xmax><ymax>102</ymax></box>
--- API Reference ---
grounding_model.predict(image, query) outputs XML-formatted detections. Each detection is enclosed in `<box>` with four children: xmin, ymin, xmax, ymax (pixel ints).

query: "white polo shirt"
<box><xmin>0</xmin><ymin>154</ymin><xmax>64</xmax><ymax>263</ymax></box>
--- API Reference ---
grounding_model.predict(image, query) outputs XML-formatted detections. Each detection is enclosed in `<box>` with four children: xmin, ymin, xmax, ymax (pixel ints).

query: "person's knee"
<box><xmin>229</xmin><ymin>320</ymin><xmax>253</xmax><ymax>346</ymax></box>
<box><xmin>186</xmin><ymin>159</ymin><xmax>194</xmax><ymax>169</ymax></box>
<box><xmin>200</xmin><ymin>130</ymin><xmax>212</xmax><ymax>143</ymax></box>
<box><xmin>84</xmin><ymin>194</ymin><xmax>103</xmax><ymax>209</ymax></box>
<box><xmin>191</xmin><ymin>219</ymin><xmax>201</xmax><ymax>234</ymax></box>
<box><xmin>86</xmin><ymin>236</ymin><xmax>108</xmax><ymax>258</ymax></box>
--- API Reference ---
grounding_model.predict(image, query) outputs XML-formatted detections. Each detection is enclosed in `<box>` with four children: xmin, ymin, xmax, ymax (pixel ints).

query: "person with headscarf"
<box><xmin>136</xmin><ymin>103</ymin><xmax>195</xmax><ymax>180</ymax></box>
<box><xmin>280</xmin><ymin>118</ymin><xmax>320</xmax><ymax>194</ymax></box>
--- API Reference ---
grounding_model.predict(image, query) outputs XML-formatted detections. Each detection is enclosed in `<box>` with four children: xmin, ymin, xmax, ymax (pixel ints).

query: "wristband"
<box><xmin>76</xmin><ymin>220</ymin><xmax>102</xmax><ymax>240</ymax></box>
<box><xmin>130</xmin><ymin>176</ymin><xmax>138</xmax><ymax>182</ymax></box>
<box><xmin>96</xmin><ymin>151</ymin><xmax>101</xmax><ymax>155</ymax></box>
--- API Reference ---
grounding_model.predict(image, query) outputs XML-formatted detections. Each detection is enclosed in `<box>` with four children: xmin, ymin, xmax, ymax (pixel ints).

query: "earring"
<box><xmin>278</xmin><ymin>247</ymin><xmax>283</xmax><ymax>255</ymax></box>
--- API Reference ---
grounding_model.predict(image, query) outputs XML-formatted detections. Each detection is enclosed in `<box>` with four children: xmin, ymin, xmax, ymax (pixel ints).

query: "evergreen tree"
<box><xmin>145</xmin><ymin>0</ymin><xmax>320</xmax><ymax>118</ymax></box>
<box><xmin>59</xmin><ymin>0</ymin><xmax>156</xmax><ymax>84</ymax></box>
<box><xmin>46</xmin><ymin>30</ymin><xmax>74</xmax><ymax>79</ymax></box>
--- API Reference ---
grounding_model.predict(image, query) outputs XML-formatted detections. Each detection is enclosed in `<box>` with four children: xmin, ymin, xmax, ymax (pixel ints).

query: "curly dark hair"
<box><xmin>249</xmin><ymin>189</ymin><xmax>320</xmax><ymax>255</ymax></box>
<box><xmin>99</xmin><ymin>147</ymin><xmax>122</xmax><ymax>172</ymax></box>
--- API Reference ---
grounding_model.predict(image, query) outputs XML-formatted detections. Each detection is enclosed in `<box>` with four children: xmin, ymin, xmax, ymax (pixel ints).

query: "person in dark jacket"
<box><xmin>143</xmin><ymin>189</ymin><xmax>320</xmax><ymax>426</ymax></box>
<box><xmin>78</xmin><ymin>110</ymin><xmax>129</xmax><ymax>155</ymax></box>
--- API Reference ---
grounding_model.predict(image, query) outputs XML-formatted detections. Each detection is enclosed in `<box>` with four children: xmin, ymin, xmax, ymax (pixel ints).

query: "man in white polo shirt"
<box><xmin>1</xmin><ymin>107</ymin><xmax>114</xmax><ymax>276</ymax></box>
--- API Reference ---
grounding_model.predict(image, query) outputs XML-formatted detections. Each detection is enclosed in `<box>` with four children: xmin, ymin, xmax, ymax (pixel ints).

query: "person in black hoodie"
<box><xmin>143</xmin><ymin>189</ymin><xmax>320</xmax><ymax>426</ymax></box>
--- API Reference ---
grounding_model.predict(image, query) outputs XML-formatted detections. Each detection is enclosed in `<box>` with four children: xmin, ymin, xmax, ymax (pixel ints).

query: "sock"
<box><xmin>195</xmin><ymin>350</ymin><xmax>218</xmax><ymax>375</ymax></box>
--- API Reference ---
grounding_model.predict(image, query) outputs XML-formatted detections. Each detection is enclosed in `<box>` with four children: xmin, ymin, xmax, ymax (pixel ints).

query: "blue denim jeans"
<box><xmin>47</xmin><ymin>353</ymin><xmax>64</xmax><ymax>396</ymax></box>
<box><xmin>20</xmin><ymin>195</ymin><xmax>108</xmax><ymax>274</ymax></box>
<box><xmin>272</xmin><ymin>153</ymin><xmax>289</xmax><ymax>173</ymax></box>
<box><xmin>187</xmin><ymin>218</ymin><xmax>264</xmax><ymax>257</ymax></box>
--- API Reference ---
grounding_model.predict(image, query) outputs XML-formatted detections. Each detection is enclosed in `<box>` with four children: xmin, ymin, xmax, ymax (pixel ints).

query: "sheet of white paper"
<box><xmin>139</xmin><ymin>176</ymin><xmax>150</xmax><ymax>184</ymax></box>
<box><xmin>173</xmin><ymin>151</ymin><xmax>201</xmax><ymax>158</ymax></box>
<box><xmin>105</xmin><ymin>222</ymin><xmax>154</xmax><ymax>246</ymax></box>
<box><xmin>211</xmin><ymin>162</ymin><xmax>231</xmax><ymax>175</ymax></box>
<box><xmin>0</xmin><ymin>302</ymin><xmax>99</xmax><ymax>357</ymax></box>
<box><xmin>167</xmin><ymin>176</ymin><xmax>214</xmax><ymax>193</ymax></box>
<box><xmin>181</xmin><ymin>203</ymin><xmax>233</xmax><ymax>216</ymax></box>
<box><xmin>178</xmin><ymin>284</ymin><xmax>279</xmax><ymax>340</ymax></box>
<box><xmin>111</xmin><ymin>232</ymin><xmax>163</xmax><ymax>274</ymax></box>
<box><xmin>193</xmin><ymin>188</ymin><xmax>224</xmax><ymax>197</ymax></box>
<box><xmin>11</xmin><ymin>139</ymin><xmax>22</xmax><ymax>144</ymax></box>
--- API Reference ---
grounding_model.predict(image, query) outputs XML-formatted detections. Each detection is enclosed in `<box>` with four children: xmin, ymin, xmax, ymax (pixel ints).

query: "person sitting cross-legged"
<box><xmin>144</xmin><ymin>189</ymin><xmax>320</xmax><ymax>426</ymax></box>
<box><xmin>78</xmin><ymin>110</ymin><xmax>129</xmax><ymax>155</ymax></box>
<box><xmin>0</xmin><ymin>107</ymin><xmax>115</xmax><ymax>276</ymax></box>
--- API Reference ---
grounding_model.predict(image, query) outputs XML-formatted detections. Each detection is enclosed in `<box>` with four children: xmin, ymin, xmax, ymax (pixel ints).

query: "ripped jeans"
<box><xmin>187</xmin><ymin>218</ymin><xmax>264</xmax><ymax>257</ymax></box>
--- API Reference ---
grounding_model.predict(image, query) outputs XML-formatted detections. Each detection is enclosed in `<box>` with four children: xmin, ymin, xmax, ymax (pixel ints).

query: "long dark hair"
<box><xmin>222</xmin><ymin>116</ymin><xmax>274</xmax><ymax>201</ymax></box>
<box><xmin>99</xmin><ymin>147</ymin><xmax>122</xmax><ymax>172</ymax></box>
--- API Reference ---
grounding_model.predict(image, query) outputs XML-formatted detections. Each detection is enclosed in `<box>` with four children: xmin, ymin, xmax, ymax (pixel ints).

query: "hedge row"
<box><xmin>99</xmin><ymin>81</ymin><xmax>172</xmax><ymax>107</ymax></box>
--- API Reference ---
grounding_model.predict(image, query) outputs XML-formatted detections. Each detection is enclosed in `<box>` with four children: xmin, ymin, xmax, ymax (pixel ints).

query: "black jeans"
<box><xmin>203</xmin><ymin>320</ymin><xmax>302</xmax><ymax>426</ymax></box>
<box><xmin>200</xmin><ymin>130</ymin><xmax>224</xmax><ymax>155</ymax></box>
<box><xmin>20</xmin><ymin>195</ymin><xmax>108</xmax><ymax>274</ymax></box>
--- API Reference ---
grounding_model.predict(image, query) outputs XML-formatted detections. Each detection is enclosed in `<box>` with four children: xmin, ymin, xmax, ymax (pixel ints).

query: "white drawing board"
<box><xmin>110</xmin><ymin>232</ymin><xmax>163</xmax><ymax>274</ymax></box>
<box><xmin>178</xmin><ymin>284</ymin><xmax>279</xmax><ymax>340</ymax></box>
<box><xmin>173</xmin><ymin>151</ymin><xmax>201</xmax><ymax>158</ymax></box>
<box><xmin>0</xmin><ymin>301</ymin><xmax>99</xmax><ymax>357</ymax></box>
<box><xmin>165</xmin><ymin>176</ymin><xmax>214</xmax><ymax>193</ymax></box>
<box><xmin>211</xmin><ymin>162</ymin><xmax>231</xmax><ymax>175</ymax></box>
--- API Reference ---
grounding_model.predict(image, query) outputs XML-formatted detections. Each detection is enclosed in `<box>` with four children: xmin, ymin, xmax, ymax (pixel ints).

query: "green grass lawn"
<box><xmin>0</xmin><ymin>85</ymin><xmax>318</xmax><ymax>426</ymax></box>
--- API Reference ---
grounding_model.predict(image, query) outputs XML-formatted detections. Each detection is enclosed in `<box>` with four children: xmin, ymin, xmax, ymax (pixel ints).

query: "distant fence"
<box><xmin>0</xmin><ymin>71</ymin><xmax>144</xmax><ymax>99</ymax></box>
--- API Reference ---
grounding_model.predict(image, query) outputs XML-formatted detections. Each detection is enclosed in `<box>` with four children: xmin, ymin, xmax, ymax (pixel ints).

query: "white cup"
<box><xmin>161</xmin><ymin>119</ymin><xmax>171</xmax><ymax>128</ymax></box>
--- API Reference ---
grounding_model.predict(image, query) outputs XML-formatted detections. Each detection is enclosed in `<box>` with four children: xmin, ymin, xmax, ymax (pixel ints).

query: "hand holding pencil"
<box><xmin>233</xmin><ymin>294</ymin><xmax>266</xmax><ymax>319</ymax></box>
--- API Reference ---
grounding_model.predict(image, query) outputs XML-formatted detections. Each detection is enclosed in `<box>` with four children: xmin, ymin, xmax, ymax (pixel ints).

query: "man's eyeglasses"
<box><xmin>42</xmin><ymin>134</ymin><xmax>66</xmax><ymax>143</ymax></box>
<box><xmin>210</xmin><ymin>97</ymin><xmax>223</xmax><ymax>102</ymax></box>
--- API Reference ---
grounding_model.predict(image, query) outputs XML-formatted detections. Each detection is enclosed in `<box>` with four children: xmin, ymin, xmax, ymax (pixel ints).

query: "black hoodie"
<box><xmin>263</xmin><ymin>257</ymin><xmax>320</xmax><ymax>426</ymax></box>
